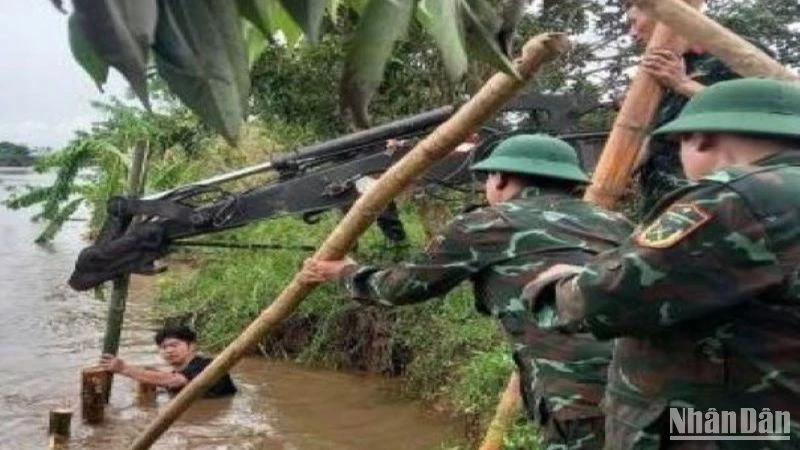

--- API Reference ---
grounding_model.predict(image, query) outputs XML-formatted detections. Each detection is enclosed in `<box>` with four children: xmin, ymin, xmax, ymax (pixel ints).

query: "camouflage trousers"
<box><xmin>540</xmin><ymin>416</ymin><xmax>605</xmax><ymax>450</ymax></box>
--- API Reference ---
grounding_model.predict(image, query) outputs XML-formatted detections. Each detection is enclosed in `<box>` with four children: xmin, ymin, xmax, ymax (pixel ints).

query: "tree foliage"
<box><xmin>0</xmin><ymin>142</ymin><xmax>37</xmax><ymax>167</ymax></box>
<box><xmin>3</xmin><ymin>97</ymin><xmax>208</xmax><ymax>242</ymax></box>
<box><xmin>20</xmin><ymin>0</ymin><xmax>799</xmax><ymax>243</ymax></box>
<box><xmin>55</xmin><ymin>0</ymin><xmax>526</xmax><ymax>145</ymax></box>
<box><xmin>250</xmin><ymin>19</ymin><xmax>465</xmax><ymax>139</ymax></box>
<box><xmin>514</xmin><ymin>0</ymin><xmax>797</xmax><ymax>99</ymax></box>
<box><xmin>54</xmin><ymin>0</ymin><xmax>798</xmax><ymax>147</ymax></box>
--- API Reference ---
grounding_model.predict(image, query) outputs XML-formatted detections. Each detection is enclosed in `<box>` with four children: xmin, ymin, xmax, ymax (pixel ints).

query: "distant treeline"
<box><xmin>0</xmin><ymin>141</ymin><xmax>37</xmax><ymax>167</ymax></box>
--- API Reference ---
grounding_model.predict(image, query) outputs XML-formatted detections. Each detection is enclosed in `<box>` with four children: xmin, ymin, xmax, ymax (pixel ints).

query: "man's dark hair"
<box><xmin>155</xmin><ymin>324</ymin><xmax>197</xmax><ymax>345</ymax></box>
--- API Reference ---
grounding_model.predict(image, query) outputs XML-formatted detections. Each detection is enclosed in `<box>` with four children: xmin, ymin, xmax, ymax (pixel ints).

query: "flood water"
<box><xmin>0</xmin><ymin>168</ymin><xmax>461</xmax><ymax>450</ymax></box>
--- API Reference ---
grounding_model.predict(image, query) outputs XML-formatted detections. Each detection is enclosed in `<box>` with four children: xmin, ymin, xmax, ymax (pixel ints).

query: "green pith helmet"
<box><xmin>470</xmin><ymin>133</ymin><xmax>590</xmax><ymax>184</ymax></box>
<box><xmin>652</xmin><ymin>77</ymin><xmax>800</xmax><ymax>139</ymax></box>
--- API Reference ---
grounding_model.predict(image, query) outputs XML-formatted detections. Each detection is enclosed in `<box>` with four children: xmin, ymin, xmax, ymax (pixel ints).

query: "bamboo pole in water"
<box><xmin>126</xmin><ymin>32</ymin><xmax>571</xmax><ymax>450</ymax></box>
<box><xmin>101</xmin><ymin>140</ymin><xmax>149</xmax><ymax>403</ymax></box>
<box><xmin>81</xmin><ymin>366</ymin><xmax>109</xmax><ymax>424</ymax></box>
<box><xmin>629</xmin><ymin>0</ymin><xmax>798</xmax><ymax>82</ymax></box>
<box><xmin>136</xmin><ymin>382</ymin><xmax>158</xmax><ymax>407</ymax></box>
<box><xmin>136</xmin><ymin>367</ymin><xmax>159</xmax><ymax>407</ymax></box>
<box><xmin>48</xmin><ymin>408</ymin><xmax>72</xmax><ymax>446</ymax></box>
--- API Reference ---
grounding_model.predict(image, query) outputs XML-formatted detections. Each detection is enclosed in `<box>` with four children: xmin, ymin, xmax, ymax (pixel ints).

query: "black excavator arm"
<box><xmin>68</xmin><ymin>93</ymin><xmax>609</xmax><ymax>291</ymax></box>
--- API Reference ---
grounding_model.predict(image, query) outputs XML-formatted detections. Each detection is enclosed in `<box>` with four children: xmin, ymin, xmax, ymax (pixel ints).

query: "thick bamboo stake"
<box><xmin>630</xmin><ymin>0</ymin><xmax>798</xmax><ymax>82</ymax></box>
<box><xmin>102</xmin><ymin>140</ymin><xmax>149</xmax><ymax>403</ymax></box>
<box><xmin>136</xmin><ymin>374</ymin><xmax>158</xmax><ymax>407</ymax></box>
<box><xmin>48</xmin><ymin>408</ymin><xmax>72</xmax><ymax>445</ymax></box>
<box><xmin>584</xmin><ymin>0</ymin><xmax>704</xmax><ymax>208</ymax></box>
<box><xmin>478</xmin><ymin>371</ymin><xmax>521</xmax><ymax>450</ymax></box>
<box><xmin>81</xmin><ymin>366</ymin><xmax>109</xmax><ymax>424</ymax></box>
<box><xmin>126</xmin><ymin>32</ymin><xmax>571</xmax><ymax>450</ymax></box>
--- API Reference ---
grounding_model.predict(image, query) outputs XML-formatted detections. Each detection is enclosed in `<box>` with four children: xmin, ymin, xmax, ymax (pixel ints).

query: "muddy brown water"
<box><xmin>0</xmin><ymin>168</ymin><xmax>462</xmax><ymax>450</ymax></box>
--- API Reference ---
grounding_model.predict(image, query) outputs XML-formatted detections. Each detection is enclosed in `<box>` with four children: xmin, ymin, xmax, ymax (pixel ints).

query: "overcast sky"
<box><xmin>0</xmin><ymin>1</ymin><xmax>128</xmax><ymax>150</ymax></box>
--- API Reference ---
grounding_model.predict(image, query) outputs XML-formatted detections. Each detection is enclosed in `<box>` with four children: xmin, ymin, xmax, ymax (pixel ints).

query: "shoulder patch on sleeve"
<box><xmin>634</xmin><ymin>202</ymin><xmax>713</xmax><ymax>249</ymax></box>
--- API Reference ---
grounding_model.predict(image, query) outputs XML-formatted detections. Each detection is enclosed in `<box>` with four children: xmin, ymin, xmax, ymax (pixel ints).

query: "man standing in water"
<box><xmin>301</xmin><ymin>134</ymin><xmax>634</xmax><ymax>449</ymax></box>
<box><xmin>100</xmin><ymin>324</ymin><xmax>237</xmax><ymax>398</ymax></box>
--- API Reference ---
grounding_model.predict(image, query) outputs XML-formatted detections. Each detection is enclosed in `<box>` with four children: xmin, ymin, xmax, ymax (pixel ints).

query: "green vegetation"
<box><xmin>0</xmin><ymin>141</ymin><xmax>37</xmax><ymax>167</ymax></box>
<box><xmin>59</xmin><ymin>0</ymin><xmax>524</xmax><ymax>144</ymax></box>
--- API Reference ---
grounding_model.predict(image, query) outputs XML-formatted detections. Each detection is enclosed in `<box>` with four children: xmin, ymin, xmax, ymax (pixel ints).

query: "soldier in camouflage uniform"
<box><xmin>525</xmin><ymin>78</ymin><xmax>800</xmax><ymax>449</ymax></box>
<box><xmin>625</xmin><ymin>3</ymin><xmax>772</xmax><ymax>217</ymax></box>
<box><xmin>301</xmin><ymin>134</ymin><xmax>634</xmax><ymax>449</ymax></box>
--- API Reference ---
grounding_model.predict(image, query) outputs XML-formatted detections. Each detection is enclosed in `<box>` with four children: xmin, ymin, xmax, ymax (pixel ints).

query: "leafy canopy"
<box><xmin>55</xmin><ymin>0</ymin><xmax>527</xmax><ymax>145</ymax></box>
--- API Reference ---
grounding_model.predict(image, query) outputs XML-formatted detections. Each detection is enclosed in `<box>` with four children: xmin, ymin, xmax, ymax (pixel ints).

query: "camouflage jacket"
<box><xmin>554</xmin><ymin>152</ymin><xmax>800</xmax><ymax>448</ymax></box>
<box><xmin>339</xmin><ymin>187</ymin><xmax>633</xmax><ymax>421</ymax></box>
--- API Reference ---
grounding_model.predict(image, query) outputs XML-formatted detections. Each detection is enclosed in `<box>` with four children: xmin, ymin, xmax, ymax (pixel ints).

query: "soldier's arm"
<box><xmin>340</xmin><ymin>210</ymin><xmax>506</xmax><ymax>307</ymax></box>
<box><xmin>553</xmin><ymin>183</ymin><xmax>782</xmax><ymax>339</ymax></box>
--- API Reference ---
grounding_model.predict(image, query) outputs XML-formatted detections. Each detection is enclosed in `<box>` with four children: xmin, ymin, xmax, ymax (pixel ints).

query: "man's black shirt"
<box><xmin>168</xmin><ymin>355</ymin><xmax>237</xmax><ymax>398</ymax></box>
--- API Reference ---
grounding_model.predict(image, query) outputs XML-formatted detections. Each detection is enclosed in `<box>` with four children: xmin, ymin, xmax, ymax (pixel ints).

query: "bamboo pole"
<box><xmin>81</xmin><ymin>366</ymin><xmax>109</xmax><ymax>424</ymax></box>
<box><xmin>48</xmin><ymin>408</ymin><xmax>73</xmax><ymax>445</ymax></box>
<box><xmin>478</xmin><ymin>371</ymin><xmax>521</xmax><ymax>450</ymax></box>
<box><xmin>136</xmin><ymin>382</ymin><xmax>158</xmax><ymax>406</ymax></box>
<box><xmin>630</xmin><ymin>0</ymin><xmax>798</xmax><ymax>82</ymax></box>
<box><xmin>101</xmin><ymin>140</ymin><xmax>149</xmax><ymax>403</ymax></box>
<box><xmin>126</xmin><ymin>32</ymin><xmax>571</xmax><ymax>450</ymax></box>
<box><xmin>584</xmin><ymin>0</ymin><xmax>704</xmax><ymax>208</ymax></box>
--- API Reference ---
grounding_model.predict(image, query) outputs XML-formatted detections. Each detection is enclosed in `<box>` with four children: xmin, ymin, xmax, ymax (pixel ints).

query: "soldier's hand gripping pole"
<box><xmin>629</xmin><ymin>0</ymin><xmax>798</xmax><ymax>82</ymax></box>
<box><xmin>126</xmin><ymin>32</ymin><xmax>571</xmax><ymax>450</ymax></box>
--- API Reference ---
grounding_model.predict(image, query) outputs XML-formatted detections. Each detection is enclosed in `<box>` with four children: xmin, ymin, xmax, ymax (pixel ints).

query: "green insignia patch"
<box><xmin>635</xmin><ymin>203</ymin><xmax>712</xmax><ymax>249</ymax></box>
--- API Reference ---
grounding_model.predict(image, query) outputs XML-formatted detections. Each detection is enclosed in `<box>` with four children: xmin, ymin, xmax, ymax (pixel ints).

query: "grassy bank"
<box><xmin>152</xmin><ymin>122</ymin><xmax>540</xmax><ymax>449</ymax></box>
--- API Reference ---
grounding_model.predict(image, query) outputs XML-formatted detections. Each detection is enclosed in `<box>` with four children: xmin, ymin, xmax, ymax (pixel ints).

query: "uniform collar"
<box><xmin>516</xmin><ymin>186</ymin><xmax>571</xmax><ymax>200</ymax></box>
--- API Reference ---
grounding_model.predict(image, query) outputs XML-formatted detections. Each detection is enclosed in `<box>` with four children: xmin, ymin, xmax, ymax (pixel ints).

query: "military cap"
<box><xmin>470</xmin><ymin>133</ymin><xmax>590</xmax><ymax>184</ymax></box>
<box><xmin>652</xmin><ymin>77</ymin><xmax>800</xmax><ymax>140</ymax></box>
